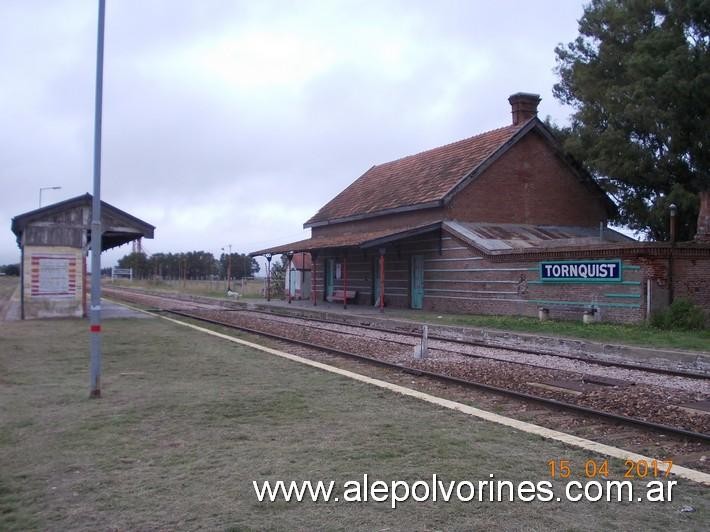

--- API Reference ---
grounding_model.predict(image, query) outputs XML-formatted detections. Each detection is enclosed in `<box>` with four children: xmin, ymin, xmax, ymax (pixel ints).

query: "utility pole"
<box><xmin>89</xmin><ymin>0</ymin><xmax>106</xmax><ymax>399</ymax></box>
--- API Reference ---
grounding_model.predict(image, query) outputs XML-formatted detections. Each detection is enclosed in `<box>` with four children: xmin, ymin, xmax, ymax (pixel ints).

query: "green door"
<box><xmin>326</xmin><ymin>258</ymin><xmax>335</xmax><ymax>300</ymax></box>
<box><xmin>411</xmin><ymin>255</ymin><xmax>424</xmax><ymax>309</ymax></box>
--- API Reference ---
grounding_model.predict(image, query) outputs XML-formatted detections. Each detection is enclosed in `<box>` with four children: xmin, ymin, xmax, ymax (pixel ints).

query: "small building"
<box><xmin>252</xmin><ymin>93</ymin><xmax>710</xmax><ymax>323</ymax></box>
<box><xmin>10</xmin><ymin>193</ymin><xmax>154</xmax><ymax>319</ymax></box>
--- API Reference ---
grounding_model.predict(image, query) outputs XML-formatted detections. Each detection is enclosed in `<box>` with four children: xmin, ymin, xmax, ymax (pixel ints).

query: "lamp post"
<box><xmin>286</xmin><ymin>251</ymin><xmax>294</xmax><ymax>304</ymax></box>
<box><xmin>39</xmin><ymin>186</ymin><xmax>61</xmax><ymax>207</ymax></box>
<box><xmin>89</xmin><ymin>0</ymin><xmax>105</xmax><ymax>399</ymax></box>
<box><xmin>669</xmin><ymin>203</ymin><xmax>677</xmax><ymax>304</ymax></box>
<box><xmin>221</xmin><ymin>244</ymin><xmax>232</xmax><ymax>292</ymax></box>
<box><xmin>265</xmin><ymin>253</ymin><xmax>272</xmax><ymax>301</ymax></box>
<box><xmin>669</xmin><ymin>203</ymin><xmax>678</xmax><ymax>244</ymax></box>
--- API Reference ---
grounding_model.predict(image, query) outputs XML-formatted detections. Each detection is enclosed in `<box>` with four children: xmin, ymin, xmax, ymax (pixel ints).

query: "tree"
<box><xmin>0</xmin><ymin>263</ymin><xmax>20</xmax><ymax>276</ymax></box>
<box><xmin>266</xmin><ymin>256</ymin><xmax>287</xmax><ymax>298</ymax></box>
<box><xmin>117</xmin><ymin>252</ymin><xmax>150</xmax><ymax>279</ymax></box>
<box><xmin>553</xmin><ymin>0</ymin><xmax>710</xmax><ymax>240</ymax></box>
<box><xmin>114</xmin><ymin>249</ymin><xmax>259</xmax><ymax>281</ymax></box>
<box><xmin>218</xmin><ymin>253</ymin><xmax>260</xmax><ymax>280</ymax></box>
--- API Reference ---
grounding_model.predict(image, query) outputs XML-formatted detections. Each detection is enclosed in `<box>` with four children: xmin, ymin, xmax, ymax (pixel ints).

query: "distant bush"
<box><xmin>0</xmin><ymin>263</ymin><xmax>20</xmax><ymax>276</ymax></box>
<box><xmin>651</xmin><ymin>299</ymin><xmax>707</xmax><ymax>330</ymax></box>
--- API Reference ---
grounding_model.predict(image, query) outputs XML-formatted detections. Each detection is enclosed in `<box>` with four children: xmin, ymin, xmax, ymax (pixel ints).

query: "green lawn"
<box><xmin>108</xmin><ymin>278</ymin><xmax>265</xmax><ymax>299</ymax></box>
<box><xmin>387</xmin><ymin>311</ymin><xmax>710</xmax><ymax>352</ymax></box>
<box><xmin>0</xmin><ymin>276</ymin><xmax>18</xmax><ymax>300</ymax></box>
<box><xmin>0</xmin><ymin>316</ymin><xmax>707</xmax><ymax>530</ymax></box>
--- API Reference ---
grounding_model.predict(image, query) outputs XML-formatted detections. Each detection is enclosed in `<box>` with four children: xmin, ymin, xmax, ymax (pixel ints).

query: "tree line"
<box><xmin>0</xmin><ymin>264</ymin><xmax>20</xmax><ymax>276</ymax></box>
<box><xmin>115</xmin><ymin>251</ymin><xmax>260</xmax><ymax>280</ymax></box>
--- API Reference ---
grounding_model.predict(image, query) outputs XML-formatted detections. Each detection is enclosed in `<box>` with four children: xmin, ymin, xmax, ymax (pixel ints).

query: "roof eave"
<box><xmin>11</xmin><ymin>193</ymin><xmax>156</xmax><ymax>238</ymax></box>
<box><xmin>303</xmin><ymin>200</ymin><xmax>443</xmax><ymax>229</ymax></box>
<box><xmin>359</xmin><ymin>222</ymin><xmax>442</xmax><ymax>249</ymax></box>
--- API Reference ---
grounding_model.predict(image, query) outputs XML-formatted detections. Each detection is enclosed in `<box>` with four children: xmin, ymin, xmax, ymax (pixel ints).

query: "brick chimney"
<box><xmin>508</xmin><ymin>92</ymin><xmax>541</xmax><ymax>125</ymax></box>
<box><xmin>695</xmin><ymin>190</ymin><xmax>710</xmax><ymax>242</ymax></box>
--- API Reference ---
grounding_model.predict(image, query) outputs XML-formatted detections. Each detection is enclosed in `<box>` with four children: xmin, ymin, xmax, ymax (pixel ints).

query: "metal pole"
<box><xmin>343</xmin><ymin>254</ymin><xmax>348</xmax><ymax>310</ymax></box>
<box><xmin>669</xmin><ymin>204</ymin><xmax>677</xmax><ymax>304</ymax></box>
<box><xmin>421</xmin><ymin>325</ymin><xmax>428</xmax><ymax>358</ymax></box>
<box><xmin>379</xmin><ymin>249</ymin><xmax>385</xmax><ymax>313</ymax></box>
<box><xmin>89</xmin><ymin>0</ymin><xmax>105</xmax><ymax>399</ymax></box>
<box><xmin>287</xmin><ymin>252</ymin><xmax>293</xmax><ymax>304</ymax></box>
<box><xmin>265</xmin><ymin>254</ymin><xmax>272</xmax><ymax>301</ymax></box>
<box><xmin>227</xmin><ymin>244</ymin><xmax>232</xmax><ymax>291</ymax></box>
<box><xmin>311</xmin><ymin>253</ymin><xmax>317</xmax><ymax>306</ymax></box>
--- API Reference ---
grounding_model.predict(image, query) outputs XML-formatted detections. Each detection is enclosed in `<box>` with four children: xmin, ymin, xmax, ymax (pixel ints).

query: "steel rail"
<box><xmin>161</xmin><ymin>308</ymin><xmax>710</xmax><ymax>444</ymax></box>
<box><xmin>205</xmin><ymin>303</ymin><xmax>710</xmax><ymax>380</ymax></box>
<box><xmin>103</xmin><ymin>287</ymin><xmax>709</xmax><ymax>379</ymax></box>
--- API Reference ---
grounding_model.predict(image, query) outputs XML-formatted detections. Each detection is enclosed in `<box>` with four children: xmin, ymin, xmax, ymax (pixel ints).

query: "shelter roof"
<box><xmin>443</xmin><ymin>221</ymin><xmax>633</xmax><ymax>254</ymax></box>
<box><xmin>250</xmin><ymin>222</ymin><xmax>442</xmax><ymax>256</ymax></box>
<box><xmin>11</xmin><ymin>193</ymin><xmax>155</xmax><ymax>250</ymax></box>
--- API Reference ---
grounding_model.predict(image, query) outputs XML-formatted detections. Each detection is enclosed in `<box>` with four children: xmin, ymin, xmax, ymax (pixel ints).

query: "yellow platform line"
<box><xmin>113</xmin><ymin>300</ymin><xmax>710</xmax><ymax>487</ymax></box>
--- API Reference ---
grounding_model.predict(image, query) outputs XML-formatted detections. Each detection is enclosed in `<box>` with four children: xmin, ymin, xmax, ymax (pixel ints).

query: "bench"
<box><xmin>327</xmin><ymin>290</ymin><xmax>358</xmax><ymax>303</ymax></box>
<box><xmin>538</xmin><ymin>303</ymin><xmax>599</xmax><ymax>322</ymax></box>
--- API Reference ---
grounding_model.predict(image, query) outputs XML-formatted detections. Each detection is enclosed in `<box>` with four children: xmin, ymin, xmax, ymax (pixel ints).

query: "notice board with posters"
<box><xmin>30</xmin><ymin>253</ymin><xmax>77</xmax><ymax>297</ymax></box>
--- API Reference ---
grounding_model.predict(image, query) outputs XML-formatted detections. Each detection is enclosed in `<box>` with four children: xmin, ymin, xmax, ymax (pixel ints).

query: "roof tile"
<box><xmin>305</xmin><ymin>122</ymin><xmax>526</xmax><ymax>225</ymax></box>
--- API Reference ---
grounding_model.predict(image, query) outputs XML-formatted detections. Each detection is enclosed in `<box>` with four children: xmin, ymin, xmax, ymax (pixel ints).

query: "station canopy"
<box><xmin>249</xmin><ymin>222</ymin><xmax>442</xmax><ymax>257</ymax></box>
<box><xmin>11</xmin><ymin>193</ymin><xmax>155</xmax><ymax>251</ymax></box>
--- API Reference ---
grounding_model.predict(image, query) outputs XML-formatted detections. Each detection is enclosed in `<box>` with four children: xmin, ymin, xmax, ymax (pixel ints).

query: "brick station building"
<box><xmin>252</xmin><ymin>93</ymin><xmax>710</xmax><ymax>324</ymax></box>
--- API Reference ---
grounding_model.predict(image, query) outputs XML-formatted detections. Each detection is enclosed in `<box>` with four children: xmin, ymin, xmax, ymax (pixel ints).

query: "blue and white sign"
<box><xmin>539</xmin><ymin>259</ymin><xmax>622</xmax><ymax>283</ymax></box>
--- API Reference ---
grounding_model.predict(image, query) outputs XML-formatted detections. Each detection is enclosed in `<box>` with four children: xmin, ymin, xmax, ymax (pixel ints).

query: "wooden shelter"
<box><xmin>11</xmin><ymin>193</ymin><xmax>154</xmax><ymax>319</ymax></box>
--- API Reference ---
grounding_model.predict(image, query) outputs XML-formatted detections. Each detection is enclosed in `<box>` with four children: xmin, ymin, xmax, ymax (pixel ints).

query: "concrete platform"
<box><xmin>1</xmin><ymin>293</ymin><xmax>150</xmax><ymax>321</ymax></box>
<box><xmin>1</xmin><ymin>284</ymin><xmax>22</xmax><ymax>321</ymax></box>
<box><xmin>101</xmin><ymin>299</ymin><xmax>153</xmax><ymax>319</ymax></box>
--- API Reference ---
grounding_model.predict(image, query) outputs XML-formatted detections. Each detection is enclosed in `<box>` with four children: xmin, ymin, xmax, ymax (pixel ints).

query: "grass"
<box><xmin>108</xmin><ymin>278</ymin><xmax>265</xmax><ymax>299</ymax></box>
<box><xmin>386</xmin><ymin>310</ymin><xmax>710</xmax><ymax>352</ymax></box>
<box><xmin>0</xmin><ymin>276</ymin><xmax>18</xmax><ymax>300</ymax></box>
<box><xmin>1</xmin><ymin>315</ymin><xmax>708</xmax><ymax>530</ymax></box>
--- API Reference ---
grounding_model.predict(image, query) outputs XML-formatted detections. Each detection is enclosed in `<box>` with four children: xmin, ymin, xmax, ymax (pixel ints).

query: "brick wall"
<box><xmin>447</xmin><ymin>131</ymin><xmax>608</xmax><ymax>227</ymax></box>
<box><xmin>308</xmin><ymin>231</ymin><xmax>652</xmax><ymax>323</ymax></box>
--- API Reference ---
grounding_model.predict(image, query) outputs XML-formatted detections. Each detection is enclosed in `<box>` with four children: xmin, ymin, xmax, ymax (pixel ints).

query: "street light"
<box><xmin>39</xmin><ymin>186</ymin><xmax>61</xmax><ymax>207</ymax></box>
<box><xmin>221</xmin><ymin>244</ymin><xmax>232</xmax><ymax>292</ymax></box>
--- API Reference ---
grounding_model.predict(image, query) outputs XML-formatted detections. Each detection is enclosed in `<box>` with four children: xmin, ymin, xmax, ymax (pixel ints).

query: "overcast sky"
<box><xmin>1</xmin><ymin>0</ymin><xmax>587</xmax><ymax>272</ymax></box>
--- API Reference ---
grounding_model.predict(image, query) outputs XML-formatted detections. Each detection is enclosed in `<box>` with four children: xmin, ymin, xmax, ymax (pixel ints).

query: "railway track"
<box><xmin>159</xmin><ymin>307</ymin><xmax>708</xmax><ymax>441</ymax></box>
<box><xmin>104</xmin><ymin>285</ymin><xmax>709</xmax><ymax>379</ymax></box>
<box><xmin>104</xmin><ymin>286</ymin><xmax>710</xmax><ymax>469</ymax></box>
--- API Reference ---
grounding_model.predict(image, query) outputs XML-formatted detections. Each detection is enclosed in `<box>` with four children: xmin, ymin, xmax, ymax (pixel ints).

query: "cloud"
<box><xmin>0</xmin><ymin>0</ymin><xmax>585</xmax><ymax>268</ymax></box>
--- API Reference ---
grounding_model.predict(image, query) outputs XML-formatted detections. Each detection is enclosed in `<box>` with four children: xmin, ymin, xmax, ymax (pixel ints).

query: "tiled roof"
<box><xmin>305</xmin><ymin>121</ymin><xmax>528</xmax><ymax>226</ymax></box>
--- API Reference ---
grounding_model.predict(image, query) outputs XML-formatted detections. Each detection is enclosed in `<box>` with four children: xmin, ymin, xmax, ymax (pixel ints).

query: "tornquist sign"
<box><xmin>539</xmin><ymin>259</ymin><xmax>622</xmax><ymax>283</ymax></box>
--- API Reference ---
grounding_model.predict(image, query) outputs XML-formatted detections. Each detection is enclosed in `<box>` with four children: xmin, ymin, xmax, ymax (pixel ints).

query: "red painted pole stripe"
<box><xmin>90</xmin><ymin>325</ymin><xmax>101</xmax><ymax>333</ymax></box>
